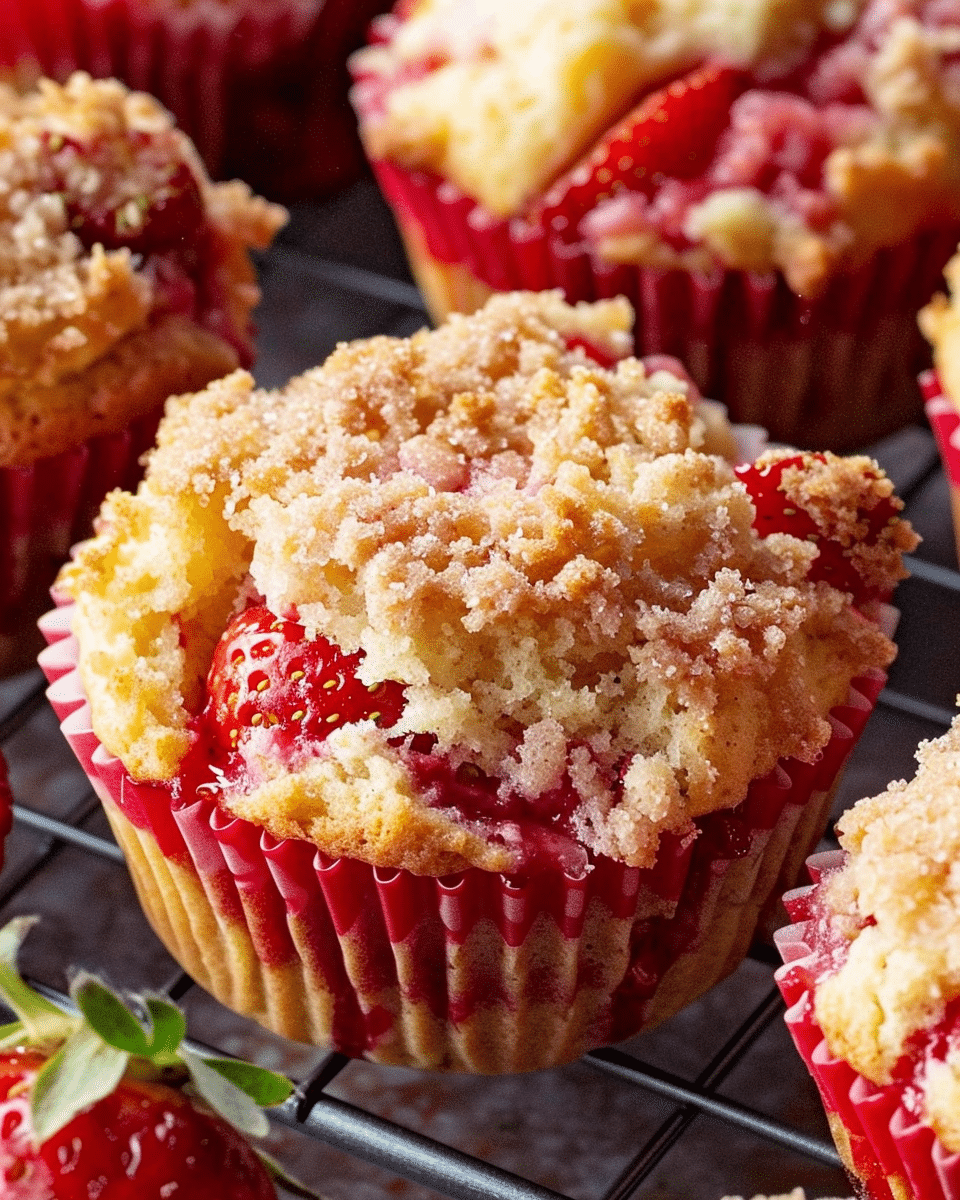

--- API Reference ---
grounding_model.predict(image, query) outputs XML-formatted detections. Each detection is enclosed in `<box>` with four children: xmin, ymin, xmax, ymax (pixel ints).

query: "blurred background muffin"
<box><xmin>0</xmin><ymin>0</ymin><xmax>392</xmax><ymax>200</ymax></box>
<box><xmin>919</xmin><ymin>246</ymin><xmax>960</xmax><ymax>564</ymax></box>
<box><xmin>0</xmin><ymin>71</ymin><xmax>285</xmax><ymax>676</ymax></box>
<box><xmin>351</xmin><ymin>0</ymin><xmax>960</xmax><ymax>450</ymax></box>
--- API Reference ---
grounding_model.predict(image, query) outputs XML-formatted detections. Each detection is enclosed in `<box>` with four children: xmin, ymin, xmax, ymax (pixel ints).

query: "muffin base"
<box><xmin>373</xmin><ymin>162</ymin><xmax>958</xmax><ymax>451</ymax></box>
<box><xmin>777</xmin><ymin>852</ymin><xmax>960</xmax><ymax>1200</ymax></box>
<box><xmin>41</xmin><ymin>604</ymin><xmax>887</xmax><ymax>1072</ymax></box>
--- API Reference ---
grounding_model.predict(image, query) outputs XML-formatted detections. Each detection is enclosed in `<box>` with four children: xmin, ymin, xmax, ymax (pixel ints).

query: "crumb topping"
<box><xmin>0</xmin><ymin>72</ymin><xmax>286</xmax><ymax>467</ymax></box>
<box><xmin>815</xmin><ymin>715</ymin><xmax>960</xmax><ymax>1149</ymax></box>
<box><xmin>60</xmin><ymin>292</ymin><xmax>907</xmax><ymax>876</ymax></box>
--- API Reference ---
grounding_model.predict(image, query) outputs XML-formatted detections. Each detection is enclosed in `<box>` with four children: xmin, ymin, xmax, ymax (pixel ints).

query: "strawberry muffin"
<box><xmin>40</xmin><ymin>291</ymin><xmax>915</xmax><ymax>1072</ymax></box>
<box><xmin>0</xmin><ymin>0</ymin><xmax>392</xmax><ymax>199</ymax></box>
<box><xmin>0</xmin><ymin>71</ymin><xmax>285</xmax><ymax>675</ymax></box>
<box><xmin>777</xmin><ymin>716</ymin><xmax>960</xmax><ymax>1200</ymax></box>
<box><xmin>351</xmin><ymin>0</ymin><xmax>960</xmax><ymax>450</ymax></box>
<box><xmin>919</xmin><ymin>249</ymin><xmax>960</xmax><ymax>562</ymax></box>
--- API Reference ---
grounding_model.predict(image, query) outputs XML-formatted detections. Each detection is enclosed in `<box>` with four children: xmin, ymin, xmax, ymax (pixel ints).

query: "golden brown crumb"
<box><xmin>0</xmin><ymin>72</ymin><xmax>286</xmax><ymax>466</ymax></box>
<box><xmin>60</xmin><ymin>291</ymin><xmax>908</xmax><ymax>876</ymax></box>
<box><xmin>815</xmin><ymin>714</ymin><xmax>960</xmax><ymax>1150</ymax></box>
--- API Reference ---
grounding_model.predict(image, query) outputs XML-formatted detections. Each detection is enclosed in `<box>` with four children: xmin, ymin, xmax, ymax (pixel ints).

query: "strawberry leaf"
<box><xmin>256</xmin><ymin>1147</ymin><xmax>327</xmax><ymax>1199</ymax></box>
<box><xmin>0</xmin><ymin>918</ymin><xmax>76</xmax><ymax>1043</ymax></box>
<box><xmin>70</xmin><ymin>972</ymin><xmax>151</xmax><ymax>1057</ymax></box>
<box><xmin>181</xmin><ymin>1047</ymin><xmax>272</xmax><ymax>1139</ymax></box>
<box><xmin>143</xmin><ymin>995</ymin><xmax>187</xmax><ymax>1061</ymax></box>
<box><xmin>201</xmin><ymin>1055</ymin><xmax>294</xmax><ymax>1107</ymax></box>
<box><xmin>0</xmin><ymin>1019</ymin><xmax>25</xmax><ymax>1048</ymax></box>
<box><xmin>30</xmin><ymin>1020</ymin><xmax>129</xmax><ymax>1145</ymax></box>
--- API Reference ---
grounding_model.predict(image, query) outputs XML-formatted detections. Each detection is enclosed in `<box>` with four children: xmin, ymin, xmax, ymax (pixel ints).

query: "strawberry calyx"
<box><xmin>0</xmin><ymin>918</ymin><xmax>299</xmax><ymax>1165</ymax></box>
<box><xmin>529</xmin><ymin>62</ymin><xmax>747</xmax><ymax>241</ymax></box>
<box><xmin>734</xmin><ymin>453</ymin><xmax>901</xmax><ymax>606</ymax></box>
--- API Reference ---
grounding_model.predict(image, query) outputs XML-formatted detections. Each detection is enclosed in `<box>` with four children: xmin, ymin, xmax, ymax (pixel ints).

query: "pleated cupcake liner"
<box><xmin>921</xmin><ymin>371</ymin><xmax>960</xmax><ymax>565</ymax></box>
<box><xmin>776</xmin><ymin>851</ymin><xmax>960</xmax><ymax>1200</ymax></box>
<box><xmin>0</xmin><ymin>410</ymin><xmax>160</xmax><ymax>677</ymax></box>
<box><xmin>0</xmin><ymin>0</ymin><xmax>388</xmax><ymax>197</ymax></box>
<box><xmin>367</xmin><ymin>158</ymin><xmax>957</xmax><ymax>451</ymax></box>
<box><xmin>39</xmin><ymin>599</ymin><xmax>887</xmax><ymax>1072</ymax></box>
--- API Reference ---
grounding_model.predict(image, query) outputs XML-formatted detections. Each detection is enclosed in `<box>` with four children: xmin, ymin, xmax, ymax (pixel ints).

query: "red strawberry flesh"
<box><xmin>735</xmin><ymin>454</ymin><xmax>900</xmax><ymax>605</ymax></box>
<box><xmin>531</xmin><ymin>63</ymin><xmax>747</xmax><ymax>239</ymax></box>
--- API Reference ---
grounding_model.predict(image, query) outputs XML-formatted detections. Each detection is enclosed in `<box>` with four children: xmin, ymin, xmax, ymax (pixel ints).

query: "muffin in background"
<box><xmin>0</xmin><ymin>751</ymin><xmax>11</xmax><ymax>873</ymax></box>
<box><xmin>351</xmin><ymin>0</ymin><xmax>960</xmax><ymax>450</ymax></box>
<box><xmin>0</xmin><ymin>71</ymin><xmax>286</xmax><ymax>675</ymax></box>
<box><xmin>0</xmin><ymin>0</ymin><xmax>392</xmax><ymax>200</ymax></box>
<box><xmin>919</xmin><ymin>249</ymin><xmax>960</xmax><ymax>562</ymax></box>
<box><xmin>41</xmin><ymin>291</ymin><xmax>915</xmax><ymax>1072</ymax></box>
<box><xmin>776</xmin><ymin>716</ymin><xmax>960</xmax><ymax>1200</ymax></box>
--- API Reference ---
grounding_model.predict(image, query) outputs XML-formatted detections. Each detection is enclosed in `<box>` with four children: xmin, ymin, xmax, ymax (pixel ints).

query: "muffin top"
<box><xmin>354</xmin><ymin>0</ymin><xmax>960</xmax><ymax>294</ymax></box>
<box><xmin>59</xmin><ymin>291</ymin><xmax>913</xmax><ymax>878</ymax></box>
<box><xmin>0</xmin><ymin>72</ymin><xmax>285</xmax><ymax>467</ymax></box>
<box><xmin>813</xmin><ymin>715</ymin><xmax>960</xmax><ymax>1150</ymax></box>
<box><xmin>920</xmin><ymin>246</ymin><xmax>960</xmax><ymax>413</ymax></box>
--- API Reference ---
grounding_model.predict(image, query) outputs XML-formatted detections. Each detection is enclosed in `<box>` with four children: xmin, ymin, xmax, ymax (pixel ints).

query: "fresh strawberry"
<box><xmin>202</xmin><ymin>606</ymin><xmax>406</xmax><ymax>766</ymax></box>
<box><xmin>734</xmin><ymin>453</ymin><xmax>901</xmax><ymax>605</ymax></box>
<box><xmin>44</xmin><ymin>129</ymin><xmax>206</xmax><ymax>256</ymax></box>
<box><xmin>531</xmin><ymin>63</ymin><xmax>745</xmax><ymax>239</ymax></box>
<box><xmin>0</xmin><ymin>918</ymin><xmax>316</xmax><ymax>1200</ymax></box>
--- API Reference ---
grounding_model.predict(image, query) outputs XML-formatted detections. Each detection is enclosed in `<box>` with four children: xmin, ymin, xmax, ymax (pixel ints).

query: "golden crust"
<box><xmin>59</xmin><ymin>292</ymin><xmax>910</xmax><ymax>876</ymax></box>
<box><xmin>355</xmin><ymin>1</ymin><xmax>960</xmax><ymax>294</ymax></box>
<box><xmin>0</xmin><ymin>72</ymin><xmax>286</xmax><ymax>467</ymax></box>
<box><xmin>815</xmin><ymin>716</ymin><xmax>960</xmax><ymax>1151</ymax></box>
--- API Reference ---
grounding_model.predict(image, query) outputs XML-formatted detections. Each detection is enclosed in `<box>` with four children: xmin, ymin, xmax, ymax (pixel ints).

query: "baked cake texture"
<box><xmin>777</xmin><ymin>716</ymin><xmax>960</xmax><ymax>1197</ymax></box>
<box><xmin>0</xmin><ymin>71</ymin><xmax>284</xmax><ymax>674</ymax></box>
<box><xmin>44</xmin><ymin>292</ymin><xmax>915</xmax><ymax>1070</ymax></box>
<box><xmin>351</xmin><ymin>0</ymin><xmax>960</xmax><ymax>448</ymax></box>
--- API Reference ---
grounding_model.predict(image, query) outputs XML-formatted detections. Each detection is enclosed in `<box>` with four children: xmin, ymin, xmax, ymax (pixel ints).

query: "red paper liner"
<box><xmin>39</xmin><ymin>602</ymin><xmax>886</xmax><ymax>1071</ymax></box>
<box><xmin>368</xmin><ymin>159</ymin><xmax>957</xmax><ymax>450</ymax></box>
<box><xmin>776</xmin><ymin>852</ymin><xmax>960</xmax><ymax>1200</ymax></box>
<box><xmin>0</xmin><ymin>0</ymin><xmax>390</xmax><ymax>198</ymax></box>
<box><xmin>0</xmin><ymin>410</ymin><xmax>160</xmax><ymax>677</ymax></box>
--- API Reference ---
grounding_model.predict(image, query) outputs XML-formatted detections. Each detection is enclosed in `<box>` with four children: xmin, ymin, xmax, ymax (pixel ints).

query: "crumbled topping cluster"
<box><xmin>62</xmin><ymin>292</ymin><xmax>908</xmax><ymax>875</ymax></box>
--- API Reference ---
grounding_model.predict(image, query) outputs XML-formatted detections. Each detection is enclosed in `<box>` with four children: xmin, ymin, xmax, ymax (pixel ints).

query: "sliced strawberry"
<box><xmin>44</xmin><ymin>129</ymin><xmax>206</xmax><ymax>256</ymax></box>
<box><xmin>735</xmin><ymin>454</ymin><xmax>900</xmax><ymax>605</ymax></box>
<box><xmin>531</xmin><ymin>63</ymin><xmax>746</xmax><ymax>239</ymax></box>
<box><xmin>202</xmin><ymin>606</ymin><xmax>406</xmax><ymax>766</ymax></box>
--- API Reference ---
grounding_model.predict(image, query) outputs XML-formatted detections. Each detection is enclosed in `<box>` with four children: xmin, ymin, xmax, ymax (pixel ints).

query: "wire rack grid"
<box><xmin>0</xmin><ymin>181</ymin><xmax>957</xmax><ymax>1200</ymax></box>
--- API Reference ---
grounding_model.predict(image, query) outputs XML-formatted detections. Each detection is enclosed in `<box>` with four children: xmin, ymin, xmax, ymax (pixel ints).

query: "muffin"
<box><xmin>919</xmin><ymin>248</ymin><xmax>960</xmax><ymax>562</ymax></box>
<box><xmin>40</xmin><ymin>290</ymin><xmax>914</xmax><ymax>1072</ymax></box>
<box><xmin>0</xmin><ymin>0</ymin><xmax>392</xmax><ymax>199</ymax></box>
<box><xmin>351</xmin><ymin>0</ymin><xmax>960</xmax><ymax>450</ymax></box>
<box><xmin>776</xmin><ymin>716</ymin><xmax>960</xmax><ymax>1200</ymax></box>
<box><xmin>0</xmin><ymin>71</ymin><xmax>285</xmax><ymax>675</ymax></box>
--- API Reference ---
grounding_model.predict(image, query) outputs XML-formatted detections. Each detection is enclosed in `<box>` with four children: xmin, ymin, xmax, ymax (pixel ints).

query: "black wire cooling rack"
<box><xmin>1</xmin><ymin>180</ymin><xmax>958</xmax><ymax>1200</ymax></box>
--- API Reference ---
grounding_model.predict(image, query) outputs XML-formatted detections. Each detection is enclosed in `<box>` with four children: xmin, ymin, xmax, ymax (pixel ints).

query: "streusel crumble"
<box><xmin>59</xmin><ymin>290</ymin><xmax>914</xmax><ymax>879</ymax></box>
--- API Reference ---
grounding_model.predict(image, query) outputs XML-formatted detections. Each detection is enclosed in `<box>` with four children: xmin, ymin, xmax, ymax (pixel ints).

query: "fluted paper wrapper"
<box><xmin>40</xmin><ymin>602</ymin><xmax>884</xmax><ymax>1072</ymax></box>
<box><xmin>0</xmin><ymin>0</ymin><xmax>388</xmax><ymax>198</ymax></box>
<box><xmin>776</xmin><ymin>852</ymin><xmax>960</xmax><ymax>1200</ymax></box>
<box><xmin>921</xmin><ymin>370</ymin><xmax>960</xmax><ymax>564</ymax></box>
<box><xmin>368</xmin><ymin>160</ymin><xmax>957</xmax><ymax>452</ymax></box>
<box><xmin>0</xmin><ymin>412</ymin><xmax>159</xmax><ymax>677</ymax></box>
